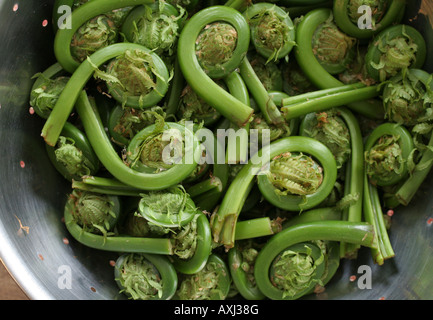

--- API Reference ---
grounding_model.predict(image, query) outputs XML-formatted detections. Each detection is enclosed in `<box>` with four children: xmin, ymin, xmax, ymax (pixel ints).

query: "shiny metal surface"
<box><xmin>0</xmin><ymin>0</ymin><xmax>432</xmax><ymax>300</ymax></box>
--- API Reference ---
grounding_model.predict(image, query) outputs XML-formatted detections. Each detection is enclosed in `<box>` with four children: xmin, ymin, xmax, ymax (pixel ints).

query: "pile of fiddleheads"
<box><xmin>29</xmin><ymin>0</ymin><xmax>433</xmax><ymax>300</ymax></box>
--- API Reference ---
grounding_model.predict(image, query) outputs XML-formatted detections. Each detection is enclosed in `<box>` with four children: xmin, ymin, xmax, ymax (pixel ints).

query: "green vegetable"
<box><xmin>54</xmin><ymin>0</ymin><xmax>156</xmax><ymax>73</ymax></box>
<box><xmin>175</xmin><ymin>254</ymin><xmax>231</xmax><ymax>300</ymax></box>
<box><xmin>333</xmin><ymin>0</ymin><xmax>406</xmax><ymax>39</ymax></box>
<box><xmin>64</xmin><ymin>193</ymin><xmax>175</xmax><ymax>255</ymax></box>
<box><xmin>256</xmin><ymin>137</ymin><xmax>338</xmax><ymax>211</ymax></box>
<box><xmin>177</xmin><ymin>5</ymin><xmax>254</xmax><ymax>126</ymax></box>
<box><xmin>46</xmin><ymin>122</ymin><xmax>100</xmax><ymax>181</ymax></box>
<box><xmin>29</xmin><ymin>63</ymin><xmax>69</xmax><ymax>119</ymax></box>
<box><xmin>114</xmin><ymin>253</ymin><xmax>178</xmax><ymax>300</ymax></box>
<box><xmin>365</xmin><ymin>24</ymin><xmax>426</xmax><ymax>82</ymax></box>
<box><xmin>293</xmin><ymin>7</ymin><xmax>384</xmax><ymax>119</ymax></box>
<box><xmin>364</xmin><ymin>122</ymin><xmax>414</xmax><ymax>186</ymax></box>
<box><xmin>121</xmin><ymin>2</ymin><xmax>184</xmax><ymax>56</ymax></box>
<box><xmin>254</xmin><ymin>220</ymin><xmax>378</xmax><ymax>300</ymax></box>
<box><xmin>243</xmin><ymin>2</ymin><xmax>296</xmax><ymax>62</ymax></box>
<box><xmin>137</xmin><ymin>185</ymin><xmax>198</xmax><ymax>228</ymax></box>
<box><xmin>34</xmin><ymin>0</ymin><xmax>433</xmax><ymax>301</ymax></box>
<box><xmin>311</xmin><ymin>12</ymin><xmax>357</xmax><ymax>74</ymax></box>
<box><xmin>70</xmin><ymin>14</ymin><xmax>119</xmax><ymax>63</ymax></box>
<box><xmin>170</xmin><ymin>212</ymin><xmax>212</xmax><ymax>274</ymax></box>
<box><xmin>211</xmin><ymin>136</ymin><xmax>337</xmax><ymax>249</ymax></box>
<box><xmin>228</xmin><ymin>241</ymin><xmax>266</xmax><ymax>300</ymax></box>
<box><xmin>74</xmin><ymin>90</ymin><xmax>201</xmax><ymax>190</ymax></box>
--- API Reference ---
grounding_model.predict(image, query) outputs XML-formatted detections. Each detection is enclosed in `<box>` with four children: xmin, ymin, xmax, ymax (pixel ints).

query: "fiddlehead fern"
<box><xmin>170</xmin><ymin>212</ymin><xmax>212</xmax><ymax>274</ymax></box>
<box><xmin>195</xmin><ymin>22</ymin><xmax>239</xmax><ymax>75</ymax></box>
<box><xmin>46</xmin><ymin>122</ymin><xmax>100</xmax><ymax>182</ymax></box>
<box><xmin>74</xmin><ymin>91</ymin><xmax>201</xmax><ymax>190</ymax></box>
<box><xmin>311</xmin><ymin>13</ymin><xmax>358</xmax><ymax>74</ymax></box>
<box><xmin>299</xmin><ymin>109</ymin><xmax>351</xmax><ymax>170</ymax></box>
<box><xmin>67</xmin><ymin>189</ymin><xmax>120</xmax><ymax>235</ymax></box>
<box><xmin>333</xmin><ymin>0</ymin><xmax>406</xmax><ymax>39</ymax></box>
<box><xmin>254</xmin><ymin>220</ymin><xmax>378</xmax><ymax>300</ymax></box>
<box><xmin>257</xmin><ymin>137</ymin><xmax>337</xmax><ymax>212</ymax></box>
<box><xmin>176</xmin><ymin>5</ymin><xmax>254</xmax><ymax>127</ymax></box>
<box><xmin>364</xmin><ymin>122</ymin><xmax>414</xmax><ymax>186</ymax></box>
<box><xmin>114</xmin><ymin>253</ymin><xmax>178</xmax><ymax>300</ymax></box>
<box><xmin>108</xmin><ymin>105</ymin><xmax>166</xmax><ymax>147</ymax></box>
<box><xmin>175</xmin><ymin>254</ymin><xmax>231</xmax><ymax>300</ymax></box>
<box><xmin>211</xmin><ymin>136</ymin><xmax>337</xmax><ymax>249</ymax></box>
<box><xmin>267</xmin><ymin>152</ymin><xmax>324</xmax><ymax>196</ymax></box>
<box><xmin>54</xmin><ymin>0</ymin><xmax>157</xmax><ymax>73</ymax></box>
<box><xmin>100</xmin><ymin>48</ymin><xmax>170</xmax><ymax>109</ymax></box>
<box><xmin>365</xmin><ymin>24</ymin><xmax>426</xmax><ymax>82</ymax></box>
<box><xmin>269</xmin><ymin>242</ymin><xmax>326</xmax><ymax>299</ymax></box>
<box><xmin>138</xmin><ymin>185</ymin><xmax>197</xmax><ymax>228</ymax></box>
<box><xmin>121</xmin><ymin>2</ymin><xmax>185</xmax><ymax>56</ymax></box>
<box><xmin>176</xmin><ymin>84</ymin><xmax>221</xmax><ymax>126</ymax></box>
<box><xmin>126</xmin><ymin>119</ymin><xmax>190</xmax><ymax>173</ymax></box>
<box><xmin>70</xmin><ymin>14</ymin><xmax>119</xmax><ymax>63</ymax></box>
<box><xmin>30</xmin><ymin>63</ymin><xmax>69</xmax><ymax>119</ymax></box>
<box><xmin>382</xmin><ymin>68</ymin><xmax>433</xmax><ymax>126</ymax></box>
<box><xmin>243</xmin><ymin>3</ymin><xmax>296</xmax><ymax>62</ymax></box>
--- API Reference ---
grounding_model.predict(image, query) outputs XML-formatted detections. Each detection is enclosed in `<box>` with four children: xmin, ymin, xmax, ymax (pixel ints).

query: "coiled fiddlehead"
<box><xmin>126</xmin><ymin>118</ymin><xmax>191</xmax><ymax>172</ymax></box>
<box><xmin>267</xmin><ymin>152</ymin><xmax>324</xmax><ymax>196</ymax></box>
<box><xmin>177</xmin><ymin>5</ymin><xmax>254</xmax><ymax>127</ymax></box>
<box><xmin>122</xmin><ymin>2</ymin><xmax>185</xmax><ymax>56</ymax></box>
<box><xmin>100</xmin><ymin>48</ymin><xmax>170</xmax><ymax>109</ymax></box>
<box><xmin>170</xmin><ymin>212</ymin><xmax>212</xmax><ymax>274</ymax></box>
<box><xmin>270</xmin><ymin>242</ymin><xmax>326</xmax><ymax>299</ymax></box>
<box><xmin>195</xmin><ymin>22</ymin><xmax>238</xmax><ymax>75</ymax></box>
<box><xmin>64</xmin><ymin>192</ymin><xmax>175</xmax><ymax>254</ymax></box>
<box><xmin>364</xmin><ymin>122</ymin><xmax>414</xmax><ymax>186</ymax></box>
<box><xmin>254</xmin><ymin>220</ymin><xmax>378</xmax><ymax>300</ymax></box>
<box><xmin>300</xmin><ymin>109</ymin><xmax>351</xmax><ymax>170</ymax></box>
<box><xmin>382</xmin><ymin>68</ymin><xmax>433</xmax><ymax>127</ymax></box>
<box><xmin>311</xmin><ymin>13</ymin><xmax>358</xmax><ymax>74</ymax></box>
<box><xmin>333</xmin><ymin>0</ymin><xmax>406</xmax><ymax>39</ymax></box>
<box><xmin>70</xmin><ymin>14</ymin><xmax>119</xmax><ymax>63</ymax></box>
<box><xmin>257</xmin><ymin>137</ymin><xmax>337</xmax><ymax>212</ymax></box>
<box><xmin>108</xmin><ymin>105</ymin><xmax>166</xmax><ymax>147</ymax></box>
<box><xmin>30</xmin><ymin>63</ymin><xmax>69</xmax><ymax>119</ymax></box>
<box><xmin>243</xmin><ymin>3</ymin><xmax>296</xmax><ymax>62</ymax></box>
<box><xmin>54</xmin><ymin>0</ymin><xmax>157</xmax><ymax>73</ymax></box>
<box><xmin>175</xmin><ymin>254</ymin><xmax>231</xmax><ymax>300</ymax></box>
<box><xmin>74</xmin><ymin>91</ymin><xmax>200</xmax><ymax>190</ymax></box>
<box><xmin>293</xmin><ymin>7</ymin><xmax>384</xmax><ymax>119</ymax></box>
<box><xmin>365</xmin><ymin>24</ymin><xmax>427</xmax><ymax>82</ymax></box>
<box><xmin>176</xmin><ymin>84</ymin><xmax>221</xmax><ymax>126</ymax></box>
<box><xmin>67</xmin><ymin>189</ymin><xmax>120</xmax><ymax>235</ymax></box>
<box><xmin>211</xmin><ymin>136</ymin><xmax>337</xmax><ymax>249</ymax></box>
<box><xmin>114</xmin><ymin>253</ymin><xmax>178</xmax><ymax>300</ymax></box>
<box><xmin>46</xmin><ymin>122</ymin><xmax>100</xmax><ymax>181</ymax></box>
<box><xmin>138</xmin><ymin>185</ymin><xmax>197</xmax><ymax>228</ymax></box>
